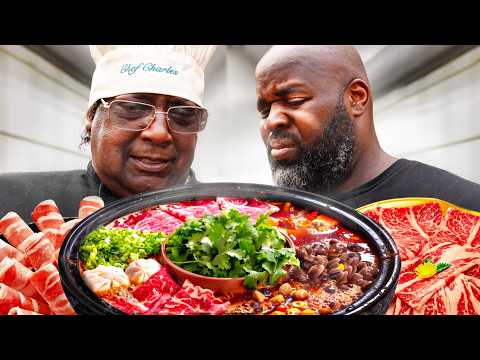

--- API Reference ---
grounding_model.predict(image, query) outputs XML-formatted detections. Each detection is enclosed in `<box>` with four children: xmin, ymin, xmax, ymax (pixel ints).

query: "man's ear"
<box><xmin>85</xmin><ymin>116</ymin><xmax>92</xmax><ymax>136</ymax></box>
<box><xmin>346</xmin><ymin>79</ymin><xmax>370</xmax><ymax>117</ymax></box>
<box><xmin>85</xmin><ymin>103</ymin><xmax>100</xmax><ymax>138</ymax></box>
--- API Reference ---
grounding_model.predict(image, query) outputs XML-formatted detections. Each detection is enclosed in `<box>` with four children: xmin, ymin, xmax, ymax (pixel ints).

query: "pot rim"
<box><xmin>59</xmin><ymin>182</ymin><xmax>401</xmax><ymax>315</ymax></box>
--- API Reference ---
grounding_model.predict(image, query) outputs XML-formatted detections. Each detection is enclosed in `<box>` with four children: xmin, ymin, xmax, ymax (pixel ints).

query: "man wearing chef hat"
<box><xmin>0</xmin><ymin>45</ymin><xmax>217</xmax><ymax>219</ymax></box>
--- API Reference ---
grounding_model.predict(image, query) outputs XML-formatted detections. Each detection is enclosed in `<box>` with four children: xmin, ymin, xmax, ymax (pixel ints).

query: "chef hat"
<box><xmin>88</xmin><ymin>45</ymin><xmax>218</xmax><ymax>108</ymax></box>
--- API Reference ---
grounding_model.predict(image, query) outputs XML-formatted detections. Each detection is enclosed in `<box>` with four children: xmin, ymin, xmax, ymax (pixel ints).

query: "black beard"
<box><xmin>268</xmin><ymin>104</ymin><xmax>356</xmax><ymax>193</ymax></box>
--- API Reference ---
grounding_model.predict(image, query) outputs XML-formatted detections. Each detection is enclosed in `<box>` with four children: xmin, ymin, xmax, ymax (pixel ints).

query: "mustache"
<box><xmin>267</xmin><ymin>130</ymin><xmax>302</xmax><ymax>149</ymax></box>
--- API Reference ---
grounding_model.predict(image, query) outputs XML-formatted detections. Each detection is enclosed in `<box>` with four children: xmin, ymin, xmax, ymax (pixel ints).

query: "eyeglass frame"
<box><xmin>100</xmin><ymin>98</ymin><xmax>208</xmax><ymax>134</ymax></box>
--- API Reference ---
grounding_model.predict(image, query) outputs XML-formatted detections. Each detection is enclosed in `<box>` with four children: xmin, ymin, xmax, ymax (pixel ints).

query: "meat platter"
<box><xmin>358</xmin><ymin>197</ymin><xmax>480</xmax><ymax>315</ymax></box>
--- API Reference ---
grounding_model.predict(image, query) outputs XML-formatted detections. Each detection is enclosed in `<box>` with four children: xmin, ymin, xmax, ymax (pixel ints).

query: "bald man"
<box><xmin>256</xmin><ymin>45</ymin><xmax>480</xmax><ymax>211</ymax></box>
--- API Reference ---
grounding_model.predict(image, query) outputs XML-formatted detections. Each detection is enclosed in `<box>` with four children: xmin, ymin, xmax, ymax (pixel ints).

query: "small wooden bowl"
<box><xmin>160</xmin><ymin>232</ymin><xmax>296</xmax><ymax>294</ymax></box>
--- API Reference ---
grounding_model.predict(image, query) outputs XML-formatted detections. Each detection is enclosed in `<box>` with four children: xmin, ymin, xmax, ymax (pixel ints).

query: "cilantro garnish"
<box><xmin>435</xmin><ymin>262</ymin><xmax>451</xmax><ymax>273</ymax></box>
<box><xmin>166</xmin><ymin>209</ymin><xmax>300</xmax><ymax>289</ymax></box>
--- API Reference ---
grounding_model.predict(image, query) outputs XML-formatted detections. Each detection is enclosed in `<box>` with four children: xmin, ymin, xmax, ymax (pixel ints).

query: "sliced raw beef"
<box><xmin>134</xmin><ymin>210</ymin><xmax>184</xmax><ymax>234</ymax></box>
<box><xmin>31</xmin><ymin>200</ymin><xmax>62</xmax><ymax>225</ymax></box>
<box><xmin>362</xmin><ymin>207</ymin><xmax>381</xmax><ymax>224</ymax></box>
<box><xmin>0</xmin><ymin>212</ymin><xmax>34</xmax><ymax>248</ymax></box>
<box><xmin>53</xmin><ymin>218</ymin><xmax>82</xmax><ymax>250</ymax></box>
<box><xmin>429</xmin><ymin>208</ymin><xmax>480</xmax><ymax>247</ymax></box>
<box><xmin>378</xmin><ymin>207</ymin><xmax>428</xmax><ymax>261</ymax></box>
<box><xmin>18</xmin><ymin>233</ymin><xmax>56</xmax><ymax>270</ymax></box>
<box><xmin>0</xmin><ymin>257</ymin><xmax>42</xmax><ymax>300</ymax></box>
<box><xmin>113</xmin><ymin>209</ymin><xmax>184</xmax><ymax>234</ymax></box>
<box><xmin>7</xmin><ymin>307</ymin><xmax>42</xmax><ymax>315</ymax></box>
<box><xmin>386</xmin><ymin>296</ymin><xmax>414</xmax><ymax>315</ymax></box>
<box><xmin>410</xmin><ymin>202</ymin><xmax>443</xmax><ymax>237</ymax></box>
<box><xmin>148</xmin><ymin>280</ymin><xmax>229</xmax><ymax>315</ymax></box>
<box><xmin>464</xmin><ymin>264</ymin><xmax>480</xmax><ymax>277</ymax></box>
<box><xmin>159</xmin><ymin>200</ymin><xmax>221</xmax><ymax>221</ymax></box>
<box><xmin>216</xmin><ymin>197</ymin><xmax>280</xmax><ymax>222</ymax></box>
<box><xmin>133</xmin><ymin>266</ymin><xmax>180</xmax><ymax>302</ymax></box>
<box><xmin>103</xmin><ymin>295</ymin><xmax>149</xmax><ymax>315</ymax></box>
<box><xmin>0</xmin><ymin>283</ymin><xmax>50</xmax><ymax>315</ymax></box>
<box><xmin>78</xmin><ymin>196</ymin><xmax>105</xmax><ymax>219</ymax></box>
<box><xmin>395</xmin><ymin>242</ymin><xmax>480</xmax><ymax>310</ymax></box>
<box><xmin>30</xmin><ymin>263</ymin><xmax>76</xmax><ymax>315</ymax></box>
<box><xmin>409</xmin><ymin>274</ymin><xmax>480</xmax><ymax>315</ymax></box>
<box><xmin>0</xmin><ymin>239</ymin><xmax>26</xmax><ymax>264</ymax></box>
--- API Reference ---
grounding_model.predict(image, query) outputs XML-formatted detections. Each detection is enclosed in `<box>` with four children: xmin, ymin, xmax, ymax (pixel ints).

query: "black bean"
<box><xmin>356</xmin><ymin>262</ymin><xmax>367</xmax><ymax>272</ymax></box>
<box><xmin>296</xmin><ymin>247</ymin><xmax>308</xmax><ymax>258</ymax></box>
<box><xmin>261</xmin><ymin>288</ymin><xmax>272</xmax><ymax>297</ymax></box>
<box><xmin>308</xmin><ymin>264</ymin><xmax>325</xmax><ymax>280</ymax></box>
<box><xmin>350</xmin><ymin>273</ymin><xmax>363</xmax><ymax>282</ymax></box>
<box><xmin>337</xmin><ymin>271</ymin><xmax>348</xmax><ymax>285</ymax></box>
<box><xmin>319</xmin><ymin>274</ymin><xmax>329</xmax><ymax>281</ymax></box>
<box><xmin>328</xmin><ymin>266</ymin><xmax>341</xmax><ymax>275</ymax></box>
<box><xmin>358</xmin><ymin>279</ymin><xmax>372</xmax><ymax>288</ymax></box>
<box><xmin>327</xmin><ymin>258</ymin><xmax>340</xmax><ymax>269</ymax></box>
<box><xmin>336</xmin><ymin>244</ymin><xmax>347</xmax><ymax>254</ymax></box>
<box><xmin>345</xmin><ymin>265</ymin><xmax>353</xmax><ymax>276</ymax></box>
<box><xmin>347</xmin><ymin>243</ymin><xmax>364</xmax><ymax>252</ymax></box>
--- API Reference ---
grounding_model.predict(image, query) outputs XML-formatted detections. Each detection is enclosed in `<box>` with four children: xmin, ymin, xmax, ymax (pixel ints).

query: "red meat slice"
<box><xmin>0</xmin><ymin>212</ymin><xmax>34</xmax><ymax>249</ymax></box>
<box><xmin>18</xmin><ymin>233</ymin><xmax>56</xmax><ymax>270</ymax></box>
<box><xmin>378</xmin><ymin>207</ymin><xmax>428</xmax><ymax>261</ymax></box>
<box><xmin>133</xmin><ymin>210</ymin><xmax>184</xmax><ymax>234</ymax></box>
<box><xmin>113</xmin><ymin>209</ymin><xmax>184</xmax><ymax>234</ymax></box>
<box><xmin>0</xmin><ymin>257</ymin><xmax>42</xmax><ymax>301</ymax></box>
<box><xmin>0</xmin><ymin>283</ymin><xmax>50</xmax><ymax>315</ymax></box>
<box><xmin>29</xmin><ymin>263</ymin><xmax>76</xmax><ymax>315</ymax></box>
<box><xmin>133</xmin><ymin>266</ymin><xmax>180</xmax><ymax>302</ymax></box>
<box><xmin>216</xmin><ymin>197</ymin><xmax>280</xmax><ymax>222</ymax></box>
<box><xmin>159</xmin><ymin>200</ymin><xmax>221</xmax><ymax>221</ymax></box>
<box><xmin>430</xmin><ymin>208</ymin><xmax>480</xmax><ymax>247</ymax></box>
<box><xmin>444</xmin><ymin>274</ymin><xmax>480</xmax><ymax>315</ymax></box>
<box><xmin>362</xmin><ymin>207</ymin><xmax>381</xmax><ymax>224</ymax></box>
<box><xmin>149</xmin><ymin>279</ymin><xmax>229</xmax><ymax>315</ymax></box>
<box><xmin>78</xmin><ymin>196</ymin><xmax>104</xmax><ymax>219</ymax></box>
<box><xmin>395</xmin><ymin>242</ymin><xmax>480</xmax><ymax>310</ymax></box>
<box><xmin>410</xmin><ymin>202</ymin><xmax>443</xmax><ymax>237</ymax></box>
<box><xmin>0</xmin><ymin>239</ymin><xmax>26</xmax><ymax>264</ymax></box>
<box><xmin>103</xmin><ymin>295</ymin><xmax>149</xmax><ymax>315</ymax></box>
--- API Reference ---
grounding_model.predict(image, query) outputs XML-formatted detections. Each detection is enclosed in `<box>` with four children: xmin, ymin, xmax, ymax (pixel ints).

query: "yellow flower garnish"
<box><xmin>415</xmin><ymin>262</ymin><xmax>437</xmax><ymax>279</ymax></box>
<box><xmin>338</xmin><ymin>263</ymin><xmax>345</xmax><ymax>271</ymax></box>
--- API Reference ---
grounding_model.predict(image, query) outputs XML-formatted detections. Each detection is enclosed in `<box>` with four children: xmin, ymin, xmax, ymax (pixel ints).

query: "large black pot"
<box><xmin>59</xmin><ymin>183</ymin><xmax>400</xmax><ymax>315</ymax></box>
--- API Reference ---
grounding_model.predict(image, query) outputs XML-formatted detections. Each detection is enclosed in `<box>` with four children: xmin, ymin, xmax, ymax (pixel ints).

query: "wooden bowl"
<box><xmin>160</xmin><ymin>231</ymin><xmax>296</xmax><ymax>294</ymax></box>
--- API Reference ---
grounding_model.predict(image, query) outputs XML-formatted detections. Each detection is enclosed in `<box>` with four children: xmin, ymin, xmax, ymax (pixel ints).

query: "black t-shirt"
<box><xmin>324</xmin><ymin>159</ymin><xmax>480</xmax><ymax>211</ymax></box>
<box><xmin>0</xmin><ymin>162</ymin><xmax>198</xmax><ymax>220</ymax></box>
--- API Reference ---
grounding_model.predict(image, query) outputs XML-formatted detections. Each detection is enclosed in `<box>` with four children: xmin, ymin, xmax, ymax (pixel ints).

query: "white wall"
<box><xmin>192</xmin><ymin>46</ymin><xmax>272</xmax><ymax>184</ymax></box>
<box><xmin>374</xmin><ymin>47</ymin><xmax>480</xmax><ymax>183</ymax></box>
<box><xmin>0</xmin><ymin>45</ymin><xmax>90</xmax><ymax>173</ymax></box>
<box><xmin>2</xmin><ymin>45</ymin><xmax>479</xmax><ymax>188</ymax></box>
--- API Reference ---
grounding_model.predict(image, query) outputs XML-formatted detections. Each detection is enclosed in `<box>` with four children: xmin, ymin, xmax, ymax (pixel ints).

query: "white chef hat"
<box><xmin>88</xmin><ymin>45</ymin><xmax>218</xmax><ymax>108</ymax></box>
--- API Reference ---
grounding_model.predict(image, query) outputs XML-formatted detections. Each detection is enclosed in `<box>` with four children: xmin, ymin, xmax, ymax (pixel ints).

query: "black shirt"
<box><xmin>0</xmin><ymin>162</ymin><xmax>198</xmax><ymax>220</ymax></box>
<box><xmin>324</xmin><ymin>159</ymin><xmax>480</xmax><ymax>211</ymax></box>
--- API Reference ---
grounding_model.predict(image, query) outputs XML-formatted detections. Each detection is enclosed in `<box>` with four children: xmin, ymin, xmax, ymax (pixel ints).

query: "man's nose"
<box><xmin>264</xmin><ymin>104</ymin><xmax>291</xmax><ymax>131</ymax></box>
<box><xmin>139</xmin><ymin>112</ymin><xmax>173</xmax><ymax>144</ymax></box>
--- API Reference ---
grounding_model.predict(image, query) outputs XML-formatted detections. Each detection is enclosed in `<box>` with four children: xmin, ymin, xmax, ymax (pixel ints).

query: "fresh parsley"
<box><xmin>166</xmin><ymin>209</ymin><xmax>300</xmax><ymax>289</ymax></box>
